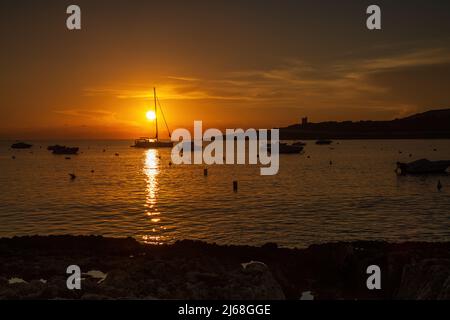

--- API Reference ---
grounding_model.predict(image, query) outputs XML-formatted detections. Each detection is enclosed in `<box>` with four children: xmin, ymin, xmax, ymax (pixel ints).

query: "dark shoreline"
<box><xmin>0</xmin><ymin>235</ymin><xmax>449</xmax><ymax>300</ymax></box>
<box><xmin>279</xmin><ymin>109</ymin><xmax>450</xmax><ymax>140</ymax></box>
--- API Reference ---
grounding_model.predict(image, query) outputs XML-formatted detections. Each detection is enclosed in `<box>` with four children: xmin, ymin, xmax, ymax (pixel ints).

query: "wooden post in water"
<box><xmin>233</xmin><ymin>180</ymin><xmax>238</xmax><ymax>192</ymax></box>
<box><xmin>204</xmin><ymin>168</ymin><xmax>208</xmax><ymax>176</ymax></box>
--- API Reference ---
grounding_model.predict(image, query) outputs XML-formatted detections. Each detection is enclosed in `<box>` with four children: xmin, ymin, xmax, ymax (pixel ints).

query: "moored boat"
<box><xmin>267</xmin><ymin>142</ymin><xmax>304</xmax><ymax>154</ymax></box>
<box><xmin>396</xmin><ymin>159</ymin><xmax>450</xmax><ymax>174</ymax></box>
<box><xmin>11</xmin><ymin>142</ymin><xmax>32</xmax><ymax>149</ymax></box>
<box><xmin>132</xmin><ymin>88</ymin><xmax>173</xmax><ymax>149</ymax></box>
<box><xmin>280</xmin><ymin>143</ymin><xmax>304</xmax><ymax>154</ymax></box>
<box><xmin>51</xmin><ymin>146</ymin><xmax>79</xmax><ymax>155</ymax></box>
<box><xmin>292</xmin><ymin>141</ymin><xmax>307</xmax><ymax>147</ymax></box>
<box><xmin>47</xmin><ymin>144</ymin><xmax>64</xmax><ymax>151</ymax></box>
<box><xmin>133</xmin><ymin>138</ymin><xmax>173</xmax><ymax>148</ymax></box>
<box><xmin>316</xmin><ymin>139</ymin><xmax>332</xmax><ymax>145</ymax></box>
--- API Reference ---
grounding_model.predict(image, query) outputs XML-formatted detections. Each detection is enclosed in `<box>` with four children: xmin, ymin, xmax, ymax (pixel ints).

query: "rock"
<box><xmin>396</xmin><ymin>259</ymin><xmax>450</xmax><ymax>299</ymax></box>
<box><xmin>300</xmin><ymin>291</ymin><xmax>314</xmax><ymax>300</ymax></box>
<box><xmin>235</xmin><ymin>263</ymin><xmax>285</xmax><ymax>299</ymax></box>
<box><xmin>0</xmin><ymin>236</ymin><xmax>449</xmax><ymax>300</ymax></box>
<box><xmin>81</xmin><ymin>293</ymin><xmax>110</xmax><ymax>300</ymax></box>
<box><xmin>241</xmin><ymin>261</ymin><xmax>268</xmax><ymax>273</ymax></box>
<box><xmin>262</xmin><ymin>242</ymin><xmax>278</xmax><ymax>250</ymax></box>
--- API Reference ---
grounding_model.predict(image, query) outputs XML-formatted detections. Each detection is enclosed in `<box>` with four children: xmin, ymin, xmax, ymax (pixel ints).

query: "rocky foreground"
<box><xmin>0</xmin><ymin>236</ymin><xmax>449</xmax><ymax>300</ymax></box>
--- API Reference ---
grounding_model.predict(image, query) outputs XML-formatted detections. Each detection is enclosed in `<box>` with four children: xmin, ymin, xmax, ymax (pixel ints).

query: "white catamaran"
<box><xmin>132</xmin><ymin>88</ymin><xmax>173</xmax><ymax>148</ymax></box>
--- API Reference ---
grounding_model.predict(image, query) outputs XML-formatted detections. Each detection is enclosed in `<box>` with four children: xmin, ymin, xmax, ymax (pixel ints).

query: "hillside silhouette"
<box><xmin>280</xmin><ymin>109</ymin><xmax>450</xmax><ymax>139</ymax></box>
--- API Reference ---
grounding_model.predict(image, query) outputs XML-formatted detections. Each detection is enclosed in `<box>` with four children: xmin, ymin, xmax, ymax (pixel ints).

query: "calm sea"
<box><xmin>0</xmin><ymin>139</ymin><xmax>449</xmax><ymax>248</ymax></box>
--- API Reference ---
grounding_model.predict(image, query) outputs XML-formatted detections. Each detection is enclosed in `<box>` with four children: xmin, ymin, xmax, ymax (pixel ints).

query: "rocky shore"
<box><xmin>0</xmin><ymin>236</ymin><xmax>449</xmax><ymax>300</ymax></box>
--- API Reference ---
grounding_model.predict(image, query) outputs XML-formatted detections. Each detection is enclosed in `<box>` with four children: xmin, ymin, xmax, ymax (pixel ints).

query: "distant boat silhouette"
<box><xmin>47</xmin><ymin>145</ymin><xmax>64</xmax><ymax>151</ymax></box>
<box><xmin>132</xmin><ymin>88</ymin><xmax>173</xmax><ymax>149</ymax></box>
<box><xmin>11</xmin><ymin>142</ymin><xmax>32</xmax><ymax>149</ymax></box>
<box><xmin>267</xmin><ymin>142</ymin><xmax>303</xmax><ymax>154</ymax></box>
<box><xmin>49</xmin><ymin>145</ymin><xmax>79</xmax><ymax>155</ymax></box>
<box><xmin>316</xmin><ymin>139</ymin><xmax>332</xmax><ymax>145</ymax></box>
<box><xmin>396</xmin><ymin>159</ymin><xmax>450</xmax><ymax>175</ymax></box>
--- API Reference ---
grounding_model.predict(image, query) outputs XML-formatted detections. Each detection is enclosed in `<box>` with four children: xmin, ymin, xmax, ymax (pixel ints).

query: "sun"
<box><xmin>146</xmin><ymin>110</ymin><xmax>156</xmax><ymax>121</ymax></box>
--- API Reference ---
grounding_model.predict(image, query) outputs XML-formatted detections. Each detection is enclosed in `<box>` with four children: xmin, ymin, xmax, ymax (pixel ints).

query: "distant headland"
<box><xmin>279</xmin><ymin>109</ymin><xmax>450</xmax><ymax>140</ymax></box>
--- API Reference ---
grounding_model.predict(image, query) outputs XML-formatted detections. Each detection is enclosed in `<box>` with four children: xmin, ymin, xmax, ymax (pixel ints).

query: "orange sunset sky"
<box><xmin>1</xmin><ymin>0</ymin><xmax>450</xmax><ymax>139</ymax></box>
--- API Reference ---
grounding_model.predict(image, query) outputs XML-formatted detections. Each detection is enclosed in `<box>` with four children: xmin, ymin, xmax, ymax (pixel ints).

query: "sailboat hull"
<box><xmin>132</xmin><ymin>140</ymin><xmax>173</xmax><ymax>148</ymax></box>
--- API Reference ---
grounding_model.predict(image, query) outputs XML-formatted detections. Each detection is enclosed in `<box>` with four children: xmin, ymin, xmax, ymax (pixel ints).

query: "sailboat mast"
<box><xmin>154</xmin><ymin>87</ymin><xmax>158</xmax><ymax>141</ymax></box>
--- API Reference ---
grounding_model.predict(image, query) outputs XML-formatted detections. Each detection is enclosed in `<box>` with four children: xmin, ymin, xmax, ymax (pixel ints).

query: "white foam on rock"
<box><xmin>84</xmin><ymin>270</ymin><xmax>107</xmax><ymax>283</ymax></box>
<box><xmin>8</xmin><ymin>277</ymin><xmax>27</xmax><ymax>284</ymax></box>
<box><xmin>241</xmin><ymin>261</ymin><xmax>267</xmax><ymax>270</ymax></box>
<box><xmin>300</xmin><ymin>291</ymin><xmax>314</xmax><ymax>300</ymax></box>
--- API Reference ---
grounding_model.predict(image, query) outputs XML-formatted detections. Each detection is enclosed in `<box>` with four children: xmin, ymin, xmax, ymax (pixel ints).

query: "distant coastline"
<box><xmin>3</xmin><ymin>109</ymin><xmax>450</xmax><ymax>142</ymax></box>
<box><xmin>279</xmin><ymin>109</ymin><xmax>450</xmax><ymax>140</ymax></box>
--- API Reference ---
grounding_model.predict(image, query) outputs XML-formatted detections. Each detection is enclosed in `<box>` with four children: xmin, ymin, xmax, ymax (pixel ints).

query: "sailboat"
<box><xmin>132</xmin><ymin>88</ymin><xmax>173</xmax><ymax>148</ymax></box>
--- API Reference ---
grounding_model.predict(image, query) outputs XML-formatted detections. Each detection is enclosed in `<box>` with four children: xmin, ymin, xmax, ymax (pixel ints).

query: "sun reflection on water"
<box><xmin>142</xmin><ymin>149</ymin><xmax>164</xmax><ymax>244</ymax></box>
